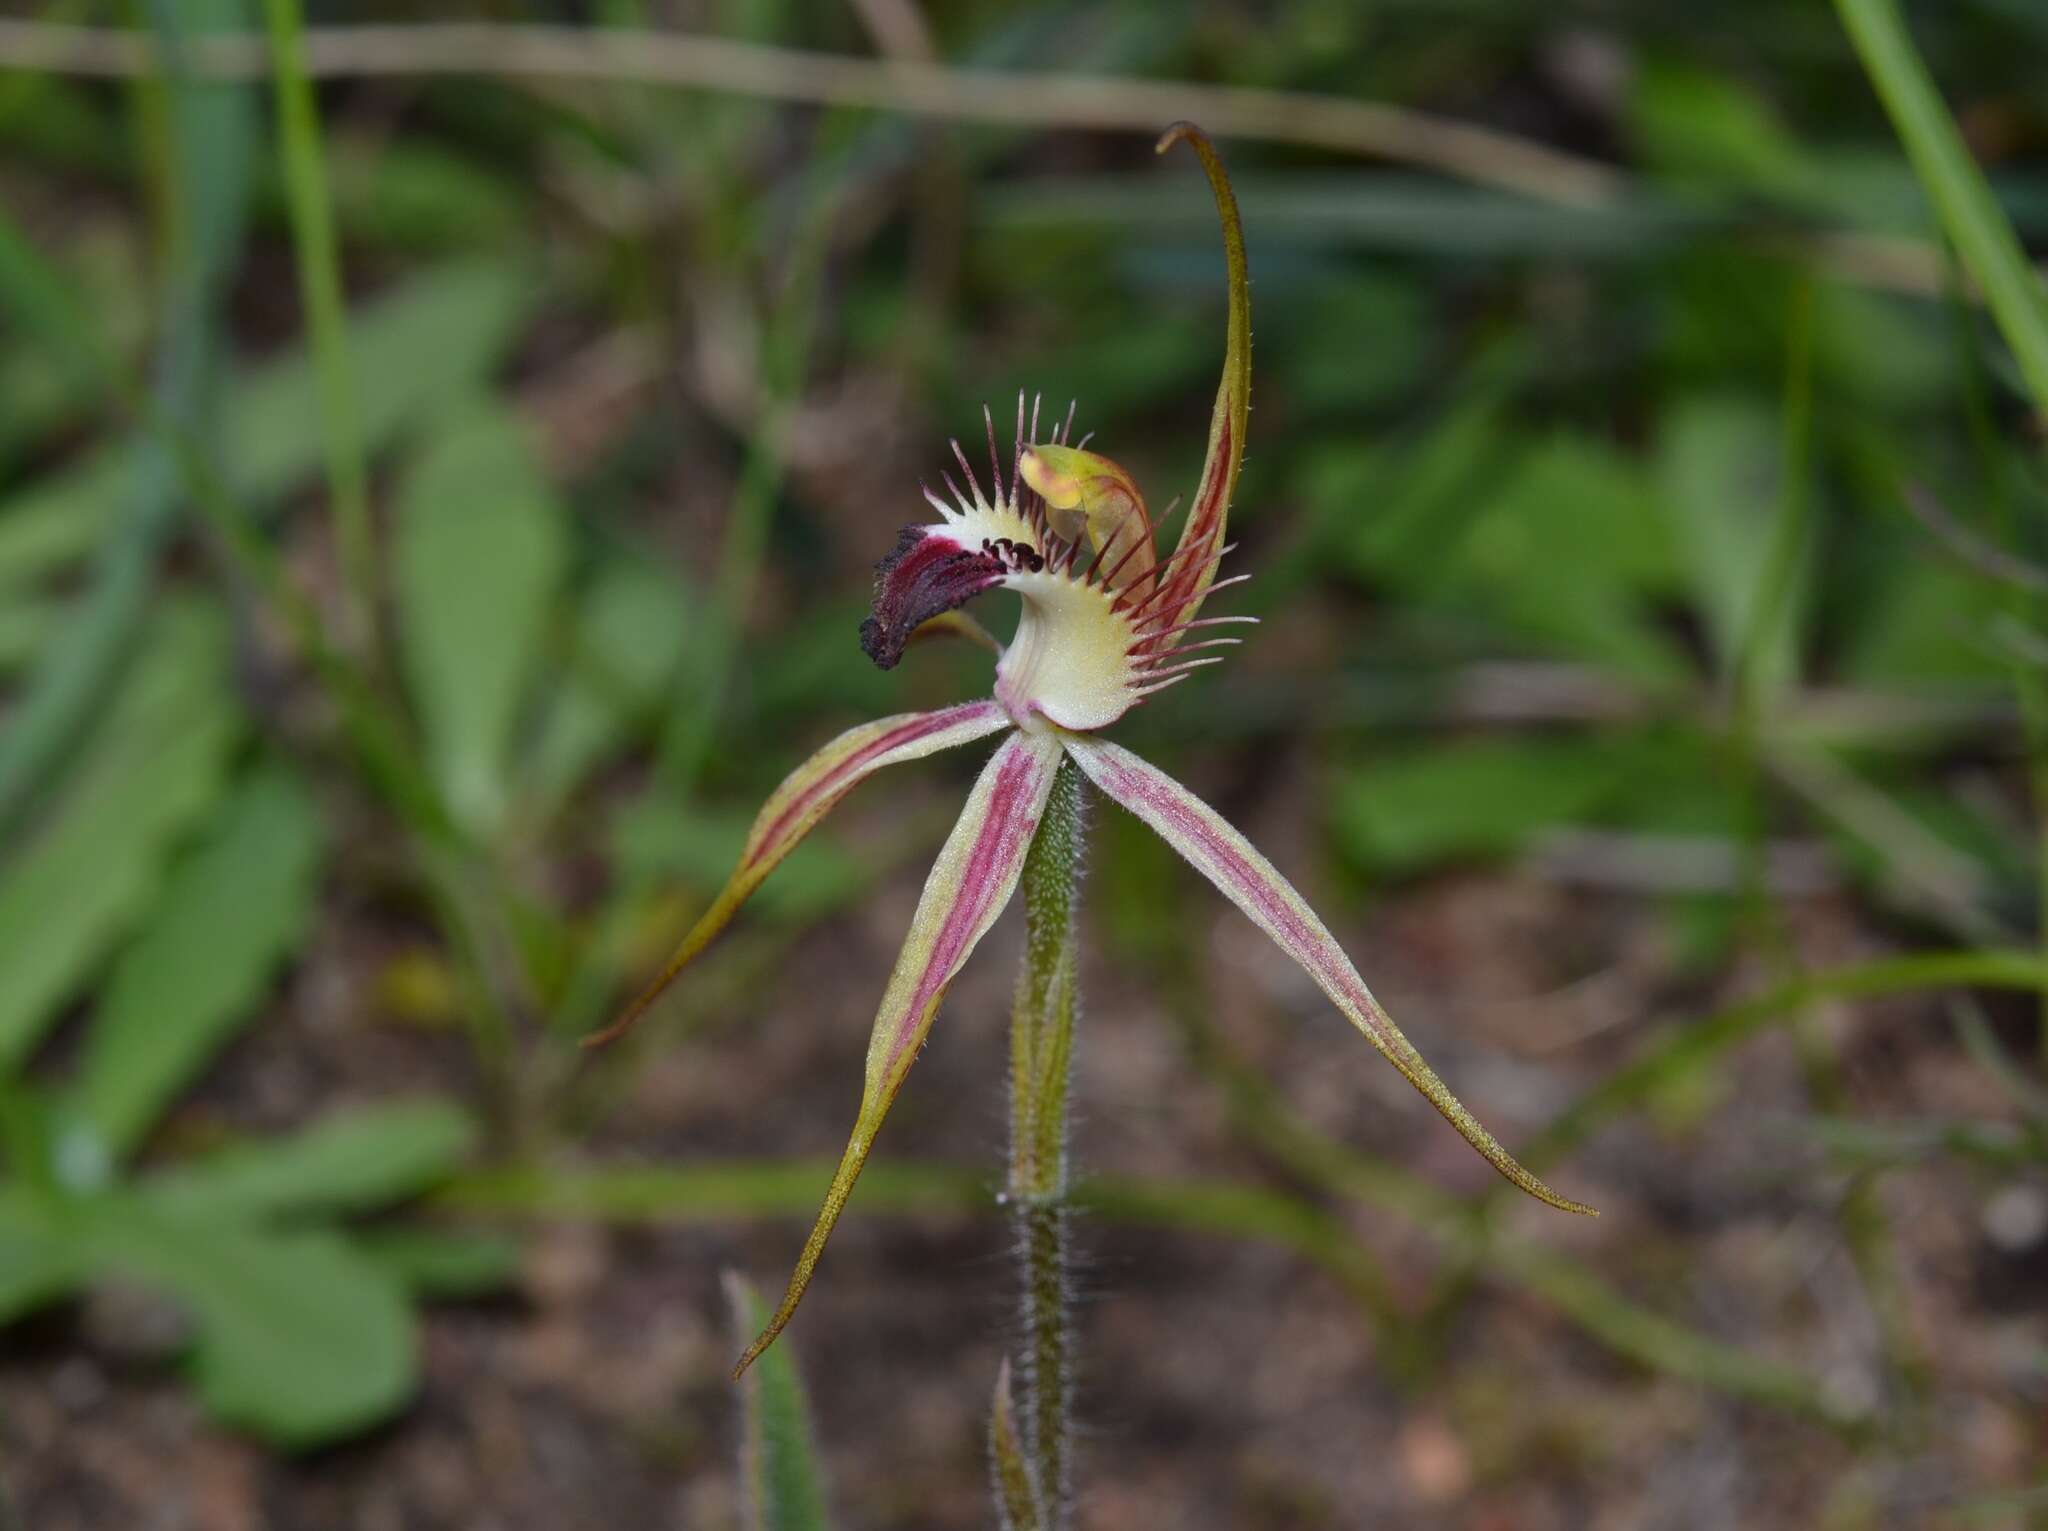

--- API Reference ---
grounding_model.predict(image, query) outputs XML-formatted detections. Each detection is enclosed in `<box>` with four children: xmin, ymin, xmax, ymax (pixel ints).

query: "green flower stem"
<box><xmin>1002</xmin><ymin>755</ymin><xmax>1084</xmax><ymax>1529</ymax></box>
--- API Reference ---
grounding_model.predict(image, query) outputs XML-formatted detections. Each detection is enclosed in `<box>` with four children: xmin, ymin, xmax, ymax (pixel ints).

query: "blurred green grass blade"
<box><xmin>525</xmin><ymin>560</ymin><xmax>691</xmax><ymax>811</ymax></box>
<box><xmin>261</xmin><ymin>0</ymin><xmax>373</xmax><ymax>649</ymax></box>
<box><xmin>1526</xmin><ymin>949</ymin><xmax>2048</xmax><ymax>1169</ymax></box>
<box><xmin>1950</xmin><ymin>998</ymin><xmax>2048</xmax><ymax>1121</ymax></box>
<box><xmin>447</xmin><ymin>1157</ymin><xmax>1846</xmax><ymax>1423</ymax></box>
<box><xmin>1167</xmin><ymin>1008</ymin><xmax>1862</xmax><ymax>1427</ymax></box>
<box><xmin>0</xmin><ymin>199</ymin><xmax>115</xmax><ymax>397</ymax></box>
<box><xmin>1836</xmin><ymin>0</ymin><xmax>2048</xmax><ymax>415</ymax></box>
<box><xmin>79</xmin><ymin>1201</ymin><xmax>414</xmax><ymax>1446</ymax></box>
<box><xmin>1489</xmin><ymin>1239</ymin><xmax>1852</xmax><ymax>1420</ymax></box>
<box><xmin>1804</xmin><ymin>1113</ymin><xmax>2042</xmax><ymax>1169</ymax></box>
<box><xmin>71</xmin><ymin>766</ymin><xmax>327</xmax><ymax>1159</ymax></box>
<box><xmin>726</xmin><ymin>1271</ymin><xmax>835</xmax><ymax>1531</ymax></box>
<box><xmin>0</xmin><ymin>601</ymin><xmax>240</xmax><ymax>1070</ymax></box>
<box><xmin>393</xmin><ymin>406</ymin><xmax>568</xmax><ymax>833</ymax></box>
<box><xmin>0</xmin><ymin>0</ymin><xmax>255</xmax><ymax>835</ymax></box>
<box><xmin>144</xmin><ymin>1100</ymin><xmax>477</xmax><ymax>1221</ymax></box>
<box><xmin>986</xmin><ymin>174</ymin><xmax>1705</xmax><ymax>261</ymax></box>
<box><xmin>0</xmin><ymin>260</ymin><xmax>529</xmax><ymax>595</ymax></box>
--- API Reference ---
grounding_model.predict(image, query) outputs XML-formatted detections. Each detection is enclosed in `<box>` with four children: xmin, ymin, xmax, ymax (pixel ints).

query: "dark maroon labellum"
<box><xmin>859</xmin><ymin>526</ymin><xmax>1008</xmax><ymax>669</ymax></box>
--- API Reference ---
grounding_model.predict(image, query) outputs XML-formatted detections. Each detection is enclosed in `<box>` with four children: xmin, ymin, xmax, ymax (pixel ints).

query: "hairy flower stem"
<box><xmin>997</xmin><ymin>755</ymin><xmax>1084</xmax><ymax>1529</ymax></box>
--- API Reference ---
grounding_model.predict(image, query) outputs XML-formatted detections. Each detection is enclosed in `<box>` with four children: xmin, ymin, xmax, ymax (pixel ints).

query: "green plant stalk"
<box><xmin>261</xmin><ymin>0</ymin><xmax>375</xmax><ymax>654</ymax></box>
<box><xmin>1002</xmin><ymin>756</ymin><xmax>1084</xmax><ymax>1528</ymax></box>
<box><xmin>1835</xmin><ymin>0</ymin><xmax>2048</xmax><ymax>418</ymax></box>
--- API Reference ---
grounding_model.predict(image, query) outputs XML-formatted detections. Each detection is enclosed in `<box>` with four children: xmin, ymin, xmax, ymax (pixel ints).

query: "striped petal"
<box><xmin>586</xmin><ymin>700</ymin><xmax>1012</xmax><ymax>1047</ymax></box>
<box><xmin>735</xmin><ymin>727</ymin><xmax>1063</xmax><ymax>1375</ymax></box>
<box><xmin>1148</xmin><ymin>123</ymin><xmax>1250</xmax><ymax>637</ymax></box>
<box><xmin>1063</xmin><ymin>734</ymin><xmax>1595</xmax><ymax>1217</ymax></box>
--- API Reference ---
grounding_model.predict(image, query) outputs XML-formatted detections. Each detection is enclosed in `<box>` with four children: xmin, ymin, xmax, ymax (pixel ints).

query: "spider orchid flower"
<box><xmin>593</xmin><ymin>124</ymin><xmax>1594</xmax><ymax>1378</ymax></box>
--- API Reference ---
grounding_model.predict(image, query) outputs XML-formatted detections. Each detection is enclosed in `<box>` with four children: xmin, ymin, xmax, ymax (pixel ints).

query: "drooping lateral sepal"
<box><xmin>1063</xmin><ymin>734</ymin><xmax>1595</xmax><ymax>1217</ymax></box>
<box><xmin>586</xmin><ymin>700</ymin><xmax>1012</xmax><ymax>1047</ymax></box>
<box><xmin>735</xmin><ymin>728</ymin><xmax>1065</xmax><ymax>1376</ymax></box>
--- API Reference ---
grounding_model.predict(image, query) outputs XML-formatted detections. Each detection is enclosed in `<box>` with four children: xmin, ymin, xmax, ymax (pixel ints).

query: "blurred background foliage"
<box><xmin>1</xmin><ymin>0</ymin><xmax>2046</xmax><ymax>1526</ymax></box>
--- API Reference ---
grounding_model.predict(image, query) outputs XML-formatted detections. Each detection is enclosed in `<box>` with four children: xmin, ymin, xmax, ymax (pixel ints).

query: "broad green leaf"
<box><xmin>526</xmin><ymin>559</ymin><xmax>691</xmax><ymax>808</ymax></box>
<box><xmin>143</xmin><ymin>1099</ymin><xmax>477</xmax><ymax>1222</ymax></box>
<box><xmin>1655</xmin><ymin>395</ymin><xmax>1806</xmax><ymax>687</ymax></box>
<box><xmin>1438</xmin><ymin>434</ymin><xmax>1688</xmax><ymax>685</ymax></box>
<box><xmin>0</xmin><ymin>1194</ymin><xmax>80</xmax><ymax>1324</ymax></box>
<box><xmin>395</xmin><ymin>406</ymin><xmax>568</xmax><ymax>832</ymax></box>
<box><xmin>80</xmin><ymin>1201</ymin><xmax>414</xmax><ymax>1447</ymax></box>
<box><xmin>727</xmin><ymin>1271</ymin><xmax>834</xmax><ymax>1531</ymax></box>
<box><xmin>72</xmin><ymin>766</ymin><xmax>328</xmax><ymax>1159</ymax></box>
<box><xmin>0</xmin><ymin>594</ymin><xmax>58</xmax><ymax>675</ymax></box>
<box><xmin>1325</xmin><ymin>352</ymin><xmax>1528</xmax><ymax>585</ymax></box>
<box><xmin>233</xmin><ymin>261</ymin><xmax>525</xmax><ymax>506</ymax></box>
<box><xmin>1333</xmin><ymin>736</ymin><xmax>1641</xmax><ymax>875</ymax></box>
<box><xmin>319</xmin><ymin>133</ymin><xmax>524</xmax><ymax>253</ymax></box>
<box><xmin>349</xmin><ymin>1227</ymin><xmax>519</xmax><ymax>1298</ymax></box>
<box><xmin>1267</xmin><ymin>267</ymin><xmax>1428</xmax><ymax>415</ymax></box>
<box><xmin>0</xmin><ymin>260</ymin><xmax>528</xmax><ymax>594</ymax></box>
<box><xmin>1631</xmin><ymin>62</ymin><xmax>1827</xmax><ymax>210</ymax></box>
<box><xmin>0</xmin><ymin>602</ymin><xmax>239</xmax><ymax>1069</ymax></box>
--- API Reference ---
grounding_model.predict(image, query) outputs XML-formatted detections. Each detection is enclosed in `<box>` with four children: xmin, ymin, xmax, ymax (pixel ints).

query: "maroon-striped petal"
<box><xmin>586</xmin><ymin>700</ymin><xmax>1012</xmax><ymax>1047</ymax></box>
<box><xmin>735</xmin><ymin>727</ymin><xmax>1064</xmax><ymax>1374</ymax></box>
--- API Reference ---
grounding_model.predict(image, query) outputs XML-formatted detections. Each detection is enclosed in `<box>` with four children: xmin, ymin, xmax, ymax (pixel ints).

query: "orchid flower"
<box><xmin>596</xmin><ymin>123</ymin><xmax>1594</xmax><ymax>1379</ymax></box>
